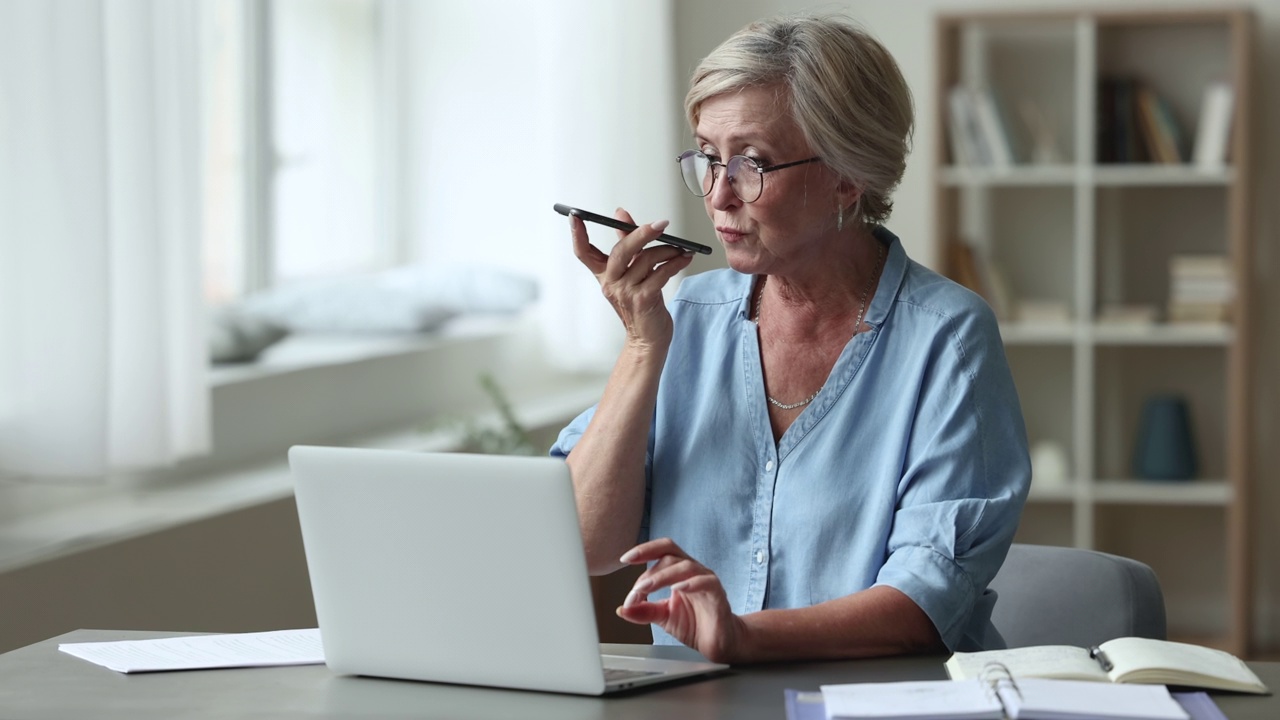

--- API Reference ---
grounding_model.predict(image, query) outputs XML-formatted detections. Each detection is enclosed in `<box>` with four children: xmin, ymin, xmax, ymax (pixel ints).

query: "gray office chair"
<box><xmin>988</xmin><ymin>543</ymin><xmax>1167</xmax><ymax>648</ymax></box>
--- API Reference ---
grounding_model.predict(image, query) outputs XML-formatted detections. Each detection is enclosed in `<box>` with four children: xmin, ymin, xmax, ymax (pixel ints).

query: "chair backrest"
<box><xmin>988</xmin><ymin>543</ymin><xmax>1167</xmax><ymax>648</ymax></box>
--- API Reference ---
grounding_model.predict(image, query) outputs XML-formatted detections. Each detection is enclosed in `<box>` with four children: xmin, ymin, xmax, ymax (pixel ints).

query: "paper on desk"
<box><xmin>58</xmin><ymin>628</ymin><xmax>324</xmax><ymax>673</ymax></box>
<box><xmin>820</xmin><ymin>680</ymin><xmax>1003</xmax><ymax>719</ymax></box>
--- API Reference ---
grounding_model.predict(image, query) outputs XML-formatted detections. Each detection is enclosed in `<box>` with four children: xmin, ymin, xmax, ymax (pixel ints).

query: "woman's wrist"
<box><xmin>718</xmin><ymin>612</ymin><xmax>758</xmax><ymax>664</ymax></box>
<box><xmin>620</xmin><ymin>335</ymin><xmax>671</xmax><ymax>367</ymax></box>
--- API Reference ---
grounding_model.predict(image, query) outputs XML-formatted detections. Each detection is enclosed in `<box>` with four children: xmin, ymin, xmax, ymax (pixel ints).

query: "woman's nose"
<box><xmin>707</xmin><ymin>167</ymin><xmax>740</xmax><ymax>211</ymax></box>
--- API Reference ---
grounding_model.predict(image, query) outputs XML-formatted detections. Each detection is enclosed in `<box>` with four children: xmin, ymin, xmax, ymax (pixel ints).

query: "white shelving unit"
<box><xmin>933</xmin><ymin>9</ymin><xmax>1255</xmax><ymax>655</ymax></box>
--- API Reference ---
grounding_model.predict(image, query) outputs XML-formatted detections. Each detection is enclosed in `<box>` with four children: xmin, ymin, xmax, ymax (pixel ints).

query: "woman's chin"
<box><xmin>721</xmin><ymin>252</ymin><xmax>757</xmax><ymax>274</ymax></box>
<box><xmin>721</xmin><ymin>247</ymin><xmax>760</xmax><ymax>275</ymax></box>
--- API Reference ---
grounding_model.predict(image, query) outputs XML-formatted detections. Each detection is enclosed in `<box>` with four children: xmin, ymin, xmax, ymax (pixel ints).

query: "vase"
<box><xmin>1132</xmin><ymin>394</ymin><xmax>1197</xmax><ymax>480</ymax></box>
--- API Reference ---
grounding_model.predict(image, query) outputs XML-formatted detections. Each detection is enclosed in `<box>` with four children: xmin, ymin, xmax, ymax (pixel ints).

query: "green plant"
<box><xmin>457</xmin><ymin>373</ymin><xmax>537</xmax><ymax>456</ymax></box>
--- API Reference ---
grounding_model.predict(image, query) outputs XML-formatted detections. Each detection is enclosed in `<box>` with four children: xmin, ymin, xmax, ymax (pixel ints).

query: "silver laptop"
<box><xmin>289</xmin><ymin>445</ymin><xmax>728</xmax><ymax>695</ymax></box>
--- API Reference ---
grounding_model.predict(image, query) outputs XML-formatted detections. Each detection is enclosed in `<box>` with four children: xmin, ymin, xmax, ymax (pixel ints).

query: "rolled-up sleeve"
<box><xmin>873</xmin><ymin>303</ymin><xmax>1030</xmax><ymax>650</ymax></box>
<box><xmin>549</xmin><ymin>405</ymin><xmax>595</xmax><ymax>460</ymax></box>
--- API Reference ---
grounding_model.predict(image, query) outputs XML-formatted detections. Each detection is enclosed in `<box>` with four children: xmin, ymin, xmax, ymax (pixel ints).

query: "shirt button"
<box><xmin>765</xmin><ymin>460</ymin><xmax>775</xmax><ymax>472</ymax></box>
<box><xmin>754</xmin><ymin>550</ymin><xmax>765</xmax><ymax>564</ymax></box>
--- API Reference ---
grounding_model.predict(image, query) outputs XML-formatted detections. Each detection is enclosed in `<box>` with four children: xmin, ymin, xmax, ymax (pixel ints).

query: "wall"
<box><xmin>673</xmin><ymin>0</ymin><xmax>1279</xmax><ymax>652</ymax></box>
<box><xmin>0</xmin><ymin>495</ymin><xmax>649</xmax><ymax>654</ymax></box>
<box><xmin>0</xmin><ymin>499</ymin><xmax>315</xmax><ymax>654</ymax></box>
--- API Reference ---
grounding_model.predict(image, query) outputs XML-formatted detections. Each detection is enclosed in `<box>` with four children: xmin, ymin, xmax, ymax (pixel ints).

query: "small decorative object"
<box><xmin>1019</xmin><ymin>99</ymin><xmax>1065</xmax><ymax>165</ymax></box>
<box><xmin>1132</xmin><ymin>394</ymin><xmax>1197</xmax><ymax>480</ymax></box>
<box><xmin>1030</xmin><ymin>440</ymin><xmax>1070</xmax><ymax>490</ymax></box>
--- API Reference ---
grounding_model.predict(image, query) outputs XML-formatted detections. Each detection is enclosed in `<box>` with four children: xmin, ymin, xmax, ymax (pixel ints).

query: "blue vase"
<box><xmin>1132</xmin><ymin>395</ymin><xmax>1197</xmax><ymax>480</ymax></box>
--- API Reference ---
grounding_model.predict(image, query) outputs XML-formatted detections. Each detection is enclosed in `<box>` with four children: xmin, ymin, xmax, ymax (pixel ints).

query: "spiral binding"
<box><xmin>979</xmin><ymin>661</ymin><xmax>1023</xmax><ymax>706</ymax></box>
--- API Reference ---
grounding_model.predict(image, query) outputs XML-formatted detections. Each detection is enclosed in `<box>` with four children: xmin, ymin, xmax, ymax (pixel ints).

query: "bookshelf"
<box><xmin>933</xmin><ymin>9</ymin><xmax>1254</xmax><ymax>656</ymax></box>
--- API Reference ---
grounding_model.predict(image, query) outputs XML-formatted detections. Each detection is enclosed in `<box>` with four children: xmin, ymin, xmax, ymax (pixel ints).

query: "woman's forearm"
<box><xmin>734</xmin><ymin>586</ymin><xmax>944</xmax><ymax>663</ymax></box>
<box><xmin>566</xmin><ymin>342</ymin><xmax>668</xmax><ymax>574</ymax></box>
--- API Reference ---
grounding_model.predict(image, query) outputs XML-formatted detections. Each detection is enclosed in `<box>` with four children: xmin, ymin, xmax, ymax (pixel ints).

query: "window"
<box><xmin>202</xmin><ymin>0</ymin><xmax>396</xmax><ymax>306</ymax></box>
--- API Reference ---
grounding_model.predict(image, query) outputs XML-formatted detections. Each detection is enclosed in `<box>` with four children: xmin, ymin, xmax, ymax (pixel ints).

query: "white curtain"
<box><xmin>402</xmin><ymin>0</ymin><xmax>680</xmax><ymax>372</ymax></box>
<box><xmin>0</xmin><ymin>0</ymin><xmax>209</xmax><ymax>480</ymax></box>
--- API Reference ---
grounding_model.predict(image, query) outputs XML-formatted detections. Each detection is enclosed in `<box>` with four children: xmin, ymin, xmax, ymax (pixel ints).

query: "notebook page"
<box><xmin>999</xmin><ymin>678</ymin><xmax>1188</xmax><ymax>720</ymax></box>
<box><xmin>946</xmin><ymin>646</ymin><xmax>1106</xmax><ymax>682</ymax></box>
<box><xmin>1099</xmin><ymin>637</ymin><xmax>1266</xmax><ymax>692</ymax></box>
<box><xmin>820</xmin><ymin>679</ymin><xmax>1003</xmax><ymax>720</ymax></box>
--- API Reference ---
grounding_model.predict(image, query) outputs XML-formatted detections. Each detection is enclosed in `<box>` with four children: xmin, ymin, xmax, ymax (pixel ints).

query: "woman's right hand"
<box><xmin>570</xmin><ymin>208</ymin><xmax>694</xmax><ymax>351</ymax></box>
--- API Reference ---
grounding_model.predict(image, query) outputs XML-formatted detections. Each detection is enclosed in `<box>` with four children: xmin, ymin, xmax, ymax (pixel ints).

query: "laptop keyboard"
<box><xmin>603</xmin><ymin>667</ymin><xmax>664</xmax><ymax>683</ymax></box>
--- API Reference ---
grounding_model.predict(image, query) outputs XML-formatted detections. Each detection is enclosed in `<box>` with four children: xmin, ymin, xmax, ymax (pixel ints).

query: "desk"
<box><xmin>2</xmin><ymin>630</ymin><xmax>1277</xmax><ymax>719</ymax></box>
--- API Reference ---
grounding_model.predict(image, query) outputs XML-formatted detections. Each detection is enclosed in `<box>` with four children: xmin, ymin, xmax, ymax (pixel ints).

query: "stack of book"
<box><xmin>1168</xmin><ymin>255</ymin><xmax>1233</xmax><ymax>323</ymax></box>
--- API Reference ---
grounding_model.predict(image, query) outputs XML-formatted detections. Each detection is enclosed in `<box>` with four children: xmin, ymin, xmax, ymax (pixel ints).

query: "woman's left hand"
<box><xmin>615</xmin><ymin>538</ymin><xmax>747</xmax><ymax>663</ymax></box>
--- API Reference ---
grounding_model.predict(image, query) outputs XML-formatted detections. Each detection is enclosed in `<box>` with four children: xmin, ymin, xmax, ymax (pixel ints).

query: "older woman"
<box><xmin>551</xmin><ymin>14</ymin><xmax>1029</xmax><ymax>664</ymax></box>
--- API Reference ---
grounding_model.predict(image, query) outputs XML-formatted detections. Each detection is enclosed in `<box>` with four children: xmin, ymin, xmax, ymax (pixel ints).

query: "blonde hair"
<box><xmin>685</xmin><ymin>14</ymin><xmax>913</xmax><ymax>225</ymax></box>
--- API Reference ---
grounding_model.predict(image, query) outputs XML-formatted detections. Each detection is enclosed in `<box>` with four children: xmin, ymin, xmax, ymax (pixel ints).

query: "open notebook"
<box><xmin>816</xmin><ymin>665</ymin><xmax>1191</xmax><ymax>720</ymax></box>
<box><xmin>945</xmin><ymin>637</ymin><xmax>1267</xmax><ymax>695</ymax></box>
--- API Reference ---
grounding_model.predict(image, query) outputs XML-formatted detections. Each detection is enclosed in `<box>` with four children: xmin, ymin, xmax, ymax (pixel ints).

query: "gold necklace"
<box><xmin>756</xmin><ymin>241</ymin><xmax>885</xmax><ymax>411</ymax></box>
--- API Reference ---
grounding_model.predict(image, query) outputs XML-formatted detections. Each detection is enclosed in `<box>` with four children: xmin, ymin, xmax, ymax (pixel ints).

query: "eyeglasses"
<box><xmin>676</xmin><ymin>150</ymin><xmax>822</xmax><ymax>203</ymax></box>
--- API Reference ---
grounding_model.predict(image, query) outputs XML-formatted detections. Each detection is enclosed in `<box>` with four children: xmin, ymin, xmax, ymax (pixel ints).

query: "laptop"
<box><xmin>288</xmin><ymin>445</ymin><xmax>728</xmax><ymax>695</ymax></box>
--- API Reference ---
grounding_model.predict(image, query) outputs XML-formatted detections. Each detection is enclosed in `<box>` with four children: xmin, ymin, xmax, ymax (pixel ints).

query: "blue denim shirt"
<box><xmin>551</xmin><ymin>228</ymin><xmax>1030</xmax><ymax>651</ymax></box>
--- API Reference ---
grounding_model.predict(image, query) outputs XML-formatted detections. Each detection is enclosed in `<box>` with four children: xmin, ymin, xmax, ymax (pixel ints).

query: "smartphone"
<box><xmin>554</xmin><ymin>203</ymin><xmax>712</xmax><ymax>255</ymax></box>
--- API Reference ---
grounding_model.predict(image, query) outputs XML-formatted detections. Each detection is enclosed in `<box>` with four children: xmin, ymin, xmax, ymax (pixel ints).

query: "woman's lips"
<box><xmin>717</xmin><ymin>227</ymin><xmax>747</xmax><ymax>243</ymax></box>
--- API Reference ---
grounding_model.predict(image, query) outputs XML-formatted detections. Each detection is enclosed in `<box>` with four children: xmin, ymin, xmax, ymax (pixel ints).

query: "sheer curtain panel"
<box><xmin>0</xmin><ymin>0</ymin><xmax>209</xmax><ymax>480</ymax></box>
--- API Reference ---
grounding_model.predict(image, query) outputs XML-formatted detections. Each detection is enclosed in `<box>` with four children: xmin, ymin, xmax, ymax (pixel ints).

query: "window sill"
<box><xmin>0</xmin><ymin>314</ymin><xmax>606</xmax><ymax>575</ymax></box>
<box><xmin>208</xmin><ymin>314</ymin><xmax>524</xmax><ymax>387</ymax></box>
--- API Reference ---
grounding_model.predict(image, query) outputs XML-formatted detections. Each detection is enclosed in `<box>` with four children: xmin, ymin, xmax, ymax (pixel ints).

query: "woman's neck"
<box><xmin>757</xmin><ymin>226</ymin><xmax>884</xmax><ymax>330</ymax></box>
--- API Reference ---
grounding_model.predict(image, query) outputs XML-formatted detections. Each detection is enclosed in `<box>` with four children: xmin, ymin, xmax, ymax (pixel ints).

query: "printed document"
<box><xmin>58</xmin><ymin>628</ymin><xmax>324</xmax><ymax>673</ymax></box>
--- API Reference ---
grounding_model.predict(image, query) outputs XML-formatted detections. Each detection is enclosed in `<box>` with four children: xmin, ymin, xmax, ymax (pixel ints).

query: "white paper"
<box><xmin>1002</xmin><ymin>678</ymin><xmax>1189</xmax><ymax>720</ymax></box>
<box><xmin>58</xmin><ymin>628</ymin><xmax>324</xmax><ymax>673</ymax></box>
<box><xmin>820</xmin><ymin>680</ymin><xmax>1003</xmax><ymax>720</ymax></box>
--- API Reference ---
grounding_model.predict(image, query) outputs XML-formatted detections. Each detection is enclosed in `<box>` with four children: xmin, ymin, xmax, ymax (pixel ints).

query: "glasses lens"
<box><xmin>679</xmin><ymin>151</ymin><xmax>713</xmax><ymax>197</ymax></box>
<box><xmin>726</xmin><ymin>156</ymin><xmax>764</xmax><ymax>202</ymax></box>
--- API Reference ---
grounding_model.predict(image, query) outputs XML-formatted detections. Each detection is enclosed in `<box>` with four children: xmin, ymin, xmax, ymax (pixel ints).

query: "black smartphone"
<box><xmin>554</xmin><ymin>203</ymin><xmax>712</xmax><ymax>255</ymax></box>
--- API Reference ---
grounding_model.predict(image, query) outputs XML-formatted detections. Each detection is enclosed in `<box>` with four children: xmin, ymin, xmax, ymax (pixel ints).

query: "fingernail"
<box><xmin>651</xmin><ymin>220</ymin><xmax>670</xmax><ymax>232</ymax></box>
<box><xmin>623</xmin><ymin>588</ymin><xmax>640</xmax><ymax>608</ymax></box>
<box><xmin>634</xmin><ymin>578</ymin><xmax>651</xmax><ymax>593</ymax></box>
<box><xmin>619</xmin><ymin>548</ymin><xmax>638</xmax><ymax>563</ymax></box>
<box><xmin>671</xmin><ymin>581</ymin><xmax>690</xmax><ymax>593</ymax></box>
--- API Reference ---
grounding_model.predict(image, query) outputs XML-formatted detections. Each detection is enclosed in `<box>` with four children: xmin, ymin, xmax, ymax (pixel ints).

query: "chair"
<box><xmin>988</xmin><ymin>543</ymin><xmax>1167</xmax><ymax>648</ymax></box>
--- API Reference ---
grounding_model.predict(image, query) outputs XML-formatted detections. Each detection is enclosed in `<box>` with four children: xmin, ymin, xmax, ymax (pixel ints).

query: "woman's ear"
<box><xmin>836</xmin><ymin>180</ymin><xmax>863</xmax><ymax>216</ymax></box>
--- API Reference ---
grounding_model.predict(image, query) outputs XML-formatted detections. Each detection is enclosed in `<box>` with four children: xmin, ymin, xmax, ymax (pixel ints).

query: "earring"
<box><xmin>837</xmin><ymin>205</ymin><xmax>844</xmax><ymax>232</ymax></box>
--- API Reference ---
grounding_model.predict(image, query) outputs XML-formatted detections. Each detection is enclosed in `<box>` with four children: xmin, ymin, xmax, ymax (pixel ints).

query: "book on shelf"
<box><xmin>948</xmin><ymin>86</ymin><xmax>1015</xmax><ymax>168</ymax></box>
<box><xmin>1192</xmin><ymin>82</ymin><xmax>1233</xmax><ymax>168</ymax></box>
<box><xmin>1099</xmin><ymin>78</ymin><xmax>1186</xmax><ymax>165</ymax></box>
<box><xmin>1097</xmin><ymin>304</ymin><xmax>1159</xmax><ymax>327</ymax></box>
<box><xmin>1136</xmin><ymin>86</ymin><xmax>1185</xmax><ymax>164</ymax></box>
<box><xmin>1170</xmin><ymin>254</ymin><xmax>1231</xmax><ymax>278</ymax></box>
<box><xmin>1099</xmin><ymin>77</ymin><xmax>1146</xmax><ymax>163</ymax></box>
<box><xmin>945</xmin><ymin>636</ymin><xmax>1268</xmax><ymax>695</ymax></box>
<box><xmin>948</xmin><ymin>86</ymin><xmax>984</xmax><ymax>166</ymax></box>
<box><xmin>971</xmin><ymin>88</ymin><xmax>1016</xmax><ymax>167</ymax></box>
<box><xmin>1168</xmin><ymin>303</ymin><xmax>1230</xmax><ymax>324</ymax></box>
<box><xmin>1168</xmin><ymin>255</ymin><xmax>1233</xmax><ymax>324</ymax></box>
<box><xmin>949</xmin><ymin>239</ymin><xmax>1012</xmax><ymax>320</ymax></box>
